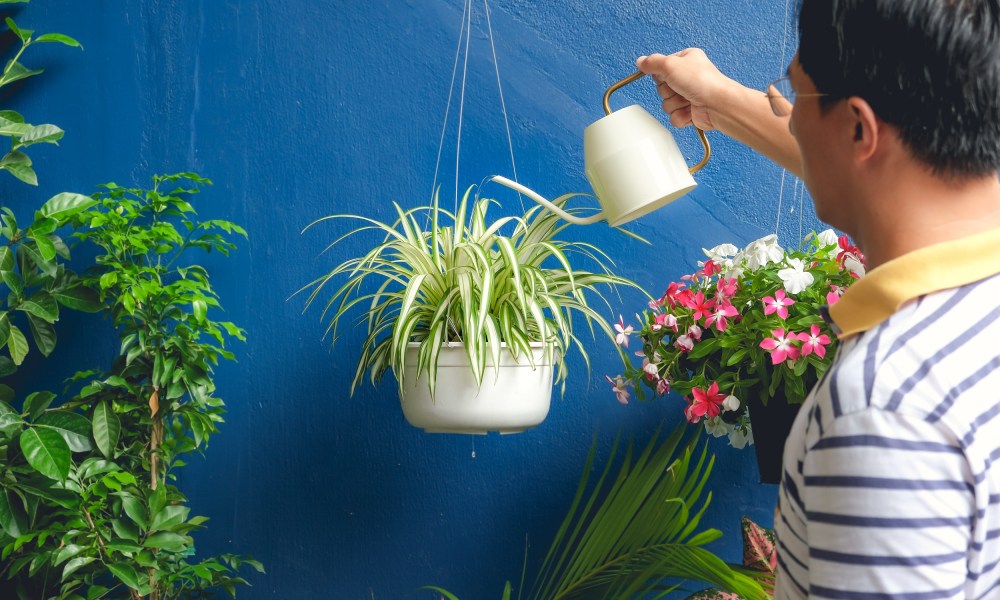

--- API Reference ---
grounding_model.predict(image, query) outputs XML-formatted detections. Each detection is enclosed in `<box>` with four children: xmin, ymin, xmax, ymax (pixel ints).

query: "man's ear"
<box><xmin>846</xmin><ymin>97</ymin><xmax>879</xmax><ymax>161</ymax></box>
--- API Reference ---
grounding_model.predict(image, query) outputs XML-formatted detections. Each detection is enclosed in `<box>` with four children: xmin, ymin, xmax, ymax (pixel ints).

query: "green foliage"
<box><xmin>430</xmin><ymin>425</ymin><xmax>768</xmax><ymax>600</ymax></box>
<box><xmin>299</xmin><ymin>185</ymin><xmax>644</xmax><ymax>399</ymax></box>
<box><xmin>0</xmin><ymin>175</ymin><xmax>260</xmax><ymax>599</ymax></box>
<box><xmin>0</xmin><ymin>17</ymin><xmax>81</xmax><ymax>186</ymax></box>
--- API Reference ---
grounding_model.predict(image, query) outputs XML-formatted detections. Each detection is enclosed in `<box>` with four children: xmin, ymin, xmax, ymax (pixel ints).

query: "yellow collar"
<box><xmin>828</xmin><ymin>227</ymin><xmax>1000</xmax><ymax>338</ymax></box>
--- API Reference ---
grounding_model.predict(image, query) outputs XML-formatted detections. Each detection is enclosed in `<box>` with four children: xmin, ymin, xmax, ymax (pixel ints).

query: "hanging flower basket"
<box><xmin>609</xmin><ymin>230</ymin><xmax>865</xmax><ymax>482</ymax></box>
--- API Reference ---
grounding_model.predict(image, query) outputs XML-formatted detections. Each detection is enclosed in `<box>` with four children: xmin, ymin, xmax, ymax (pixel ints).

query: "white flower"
<box><xmin>722</xmin><ymin>394</ymin><xmax>740</xmax><ymax>412</ymax></box>
<box><xmin>844</xmin><ymin>254</ymin><xmax>866</xmax><ymax>278</ymax></box>
<box><xmin>704</xmin><ymin>416</ymin><xmax>732</xmax><ymax>438</ymax></box>
<box><xmin>777</xmin><ymin>257</ymin><xmax>815</xmax><ymax>294</ymax></box>
<box><xmin>816</xmin><ymin>229</ymin><xmax>840</xmax><ymax>259</ymax></box>
<box><xmin>742</xmin><ymin>234</ymin><xmax>785</xmax><ymax>271</ymax></box>
<box><xmin>703</xmin><ymin>243</ymin><xmax>739</xmax><ymax>262</ymax></box>
<box><xmin>729</xmin><ymin>426</ymin><xmax>754</xmax><ymax>449</ymax></box>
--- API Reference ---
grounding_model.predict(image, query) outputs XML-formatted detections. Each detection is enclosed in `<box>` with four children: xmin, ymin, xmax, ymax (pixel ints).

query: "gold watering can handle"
<box><xmin>603</xmin><ymin>70</ymin><xmax>711</xmax><ymax>174</ymax></box>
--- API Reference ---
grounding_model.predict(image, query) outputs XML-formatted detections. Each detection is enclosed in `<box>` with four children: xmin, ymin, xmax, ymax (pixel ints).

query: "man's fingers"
<box><xmin>662</xmin><ymin>94</ymin><xmax>690</xmax><ymax>116</ymax></box>
<box><xmin>668</xmin><ymin>105</ymin><xmax>693</xmax><ymax>128</ymax></box>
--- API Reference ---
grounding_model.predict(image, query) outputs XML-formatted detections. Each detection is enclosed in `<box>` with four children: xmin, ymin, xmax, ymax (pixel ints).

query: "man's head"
<box><xmin>797</xmin><ymin>0</ymin><xmax>1000</xmax><ymax>179</ymax></box>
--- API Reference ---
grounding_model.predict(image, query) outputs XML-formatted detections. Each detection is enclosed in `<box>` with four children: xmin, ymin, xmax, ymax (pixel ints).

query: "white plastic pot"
<box><xmin>399</xmin><ymin>342</ymin><xmax>554</xmax><ymax>434</ymax></box>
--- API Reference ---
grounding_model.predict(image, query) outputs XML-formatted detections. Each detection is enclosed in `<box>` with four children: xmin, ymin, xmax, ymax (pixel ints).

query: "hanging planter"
<box><xmin>745</xmin><ymin>389</ymin><xmax>801</xmax><ymax>484</ymax></box>
<box><xmin>299</xmin><ymin>186</ymin><xmax>642</xmax><ymax>433</ymax></box>
<box><xmin>609</xmin><ymin>231</ymin><xmax>866</xmax><ymax>479</ymax></box>
<box><xmin>400</xmin><ymin>342</ymin><xmax>553</xmax><ymax>434</ymax></box>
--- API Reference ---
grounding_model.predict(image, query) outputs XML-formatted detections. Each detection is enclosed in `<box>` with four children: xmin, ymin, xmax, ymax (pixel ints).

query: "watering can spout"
<box><xmin>492</xmin><ymin>71</ymin><xmax>711</xmax><ymax>228</ymax></box>
<box><xmin>490</xmin><ymin>176</ymin><xmax>607</xmax><ymax>226</ymax></box>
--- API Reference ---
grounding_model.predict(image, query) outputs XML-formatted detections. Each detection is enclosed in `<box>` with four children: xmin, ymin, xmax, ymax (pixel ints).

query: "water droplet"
<box><xmin>471</xmin><ymin>450</ymin><xmax>477</xmax><ymax>459</ymax></box>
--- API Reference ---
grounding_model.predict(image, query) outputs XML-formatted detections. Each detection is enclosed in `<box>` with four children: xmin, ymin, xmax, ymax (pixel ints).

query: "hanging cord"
<box><xmin>430</xmin><ymin>0</ymin><xmax>471</xmax><ymax>205</ymax></box>
<box><xmin>452</xmin><ymin>0</ymin><xmax>473</xmax><ymax>212</ymax></box>
<box><xmin>483</xmin><ymin>0</ymin><xmax>524</xmax><ymax>213</ymax></box>
<box><xmin>774</xmin><ymin>168</ymin><xmax>787</xmax><ymax>235</ymax></box>
<box><xmin>797</xmin><ymin>177</ymin><xmax>806</xmax><ymax>243</ymax></box>
<box><xmin>774</xmin><ymin>0</ymin><xmax>794</xmax><ymax>236</ymax></box>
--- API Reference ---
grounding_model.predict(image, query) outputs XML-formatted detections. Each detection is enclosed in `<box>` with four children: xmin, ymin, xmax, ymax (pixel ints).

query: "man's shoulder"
<box><xmin>813</xmin><ymin>273</ymin><xmax>1000</xmax><ymax>432</ymax></box>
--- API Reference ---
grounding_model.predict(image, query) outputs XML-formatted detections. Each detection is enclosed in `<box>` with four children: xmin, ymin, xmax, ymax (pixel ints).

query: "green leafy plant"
<box><xmin>0</xmin><ymin>15</ymin><xmax>94</xmax><ymax>378</ymax></box>
<box><xmin>427</xmin><ymin>424</ymin><xmax>769</xmax><ymax>600</ymax></box>
<box><xmin>300</xmin><ymin>184</ymin><xmax>642</xmax><ymax>398</ymax></box>
<box><xmin>0</xmin><ymin>15</ymin><xmax>82</xmax><ymax>186</ymax></box>
<box><xmin>0</xmin><ymin>174</ymin><xmax>261</xmax><ymax>599</ymax></box>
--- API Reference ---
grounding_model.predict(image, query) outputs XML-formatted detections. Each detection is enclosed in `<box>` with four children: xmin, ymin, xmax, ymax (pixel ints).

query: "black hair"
<box><xmin>797</xmin><ymin>0</ymin><xmax>1000</xmax><ymax>178</ymax></box>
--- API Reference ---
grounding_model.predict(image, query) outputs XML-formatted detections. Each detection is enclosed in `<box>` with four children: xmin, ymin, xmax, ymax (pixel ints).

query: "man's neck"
<box><xmin>853</xmin><ymin>171</ymin><xmax>1000</xmax><ymax>270</ymax></box>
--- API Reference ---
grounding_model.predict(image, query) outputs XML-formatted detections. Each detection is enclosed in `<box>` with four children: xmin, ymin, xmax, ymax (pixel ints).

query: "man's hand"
<box><xmin>636</xmin><ymin>48</ymin><xmax>735</xmax><ymax>131</ymax></box>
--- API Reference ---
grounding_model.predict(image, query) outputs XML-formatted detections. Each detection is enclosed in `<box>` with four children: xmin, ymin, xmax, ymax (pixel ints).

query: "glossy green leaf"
<box><xmin>0</xmin><ymin>150</ymin><xmax>36</xmax><ymax>185</ymax></box>
<box><xmin>0</xmin><ymin>61</ymin><xmax>44</xmax><ymax>89</ymax></box>
<box><xmin>23</xmin><ymin>390</ymin><xmax>55</xmax><ymax>419</ymax></box>
<box><xmin>19</xmin><ymin>291</ymin><xmax>58</xmax><ymax>322</ymax></box>
<box><xmin>26</xmin><ymin>312</ymin><xmax>56</xmax><ymax>356</ymax></box>
<box><xmin>53</xmin><ymin>285</ymin><xmax>102</xmax><ymax>312</ymax></box>
<box><xmin>0</xmin><ymin>312</ymin><xmax>9</xmax><ymax>347</ymax></box>
<box><xmin>0</xmin><ymin>488</ymin><xmax>27</xmax><ymax>537</ymax></box>
<box><xmin>150</xmin><ymin>505</ymin><xmax>190</xmax><ymax>532</ymax></box>
<box><xmin>7</xmin><ymin>324</ymin><xmax>28</xmax><ymax>365</ymax></box>
<box><xmin>34</xmin><ymin>33</ymin><xmax>82</xmax><ymax>48</ymax></box>
<box><xmin>192</xmin><ymin>299</ymin><xmax>207</xmax><ymax>323</ymax></box>
<box><xmin>31</xmin><ymin>233</ymin><xmax>56</xmax><ymax>261</ymax></box>
<box><xmin>19</xmin><ymin>426</ymin><xmax>71</xmax><ymax>480</ymax></box>
<box><xmin>0</xmin><ymin>356</ymin><xmax>14</xmax><ymax>378</ymax></box>
<box><xmin>39</xmin><ymin>192</ymin><xmax>96</xmax><ymax>222</ymax></box>
<box><xmin>4</xmin><ymin>17</ymin><xmax>29</xmax><ymax>42</ymax></box>
<box><xmin>19</xmin><ymin>123</ymin><xmax>63</xmax><ymax>146</ymax></box>
<box><xmin>36</xmin><ymin>410</ymin><xmax>92</xmax><ymax>452</ymax></box>
<box><xmin>121</xmin><ymin>494</ymin><xmax>148</xmax><ymax>529</ymax></box>
<box><xmin>0</xmin><ymin>245</ymin><xmax>14</xmax><ymax>271</ymax></box>
<box><xmin>3</xmin><ymin>270</ymin><xmax>24</xmax><ymax>298</ymax></box>
<box><xmin>143</xmin><ymin>531</ymin><xmax>189</xmax><ymax>552</ymax></box>
<box><xmin>92</xmin><ymin>400</ymin><xmax>120</xmax><ymax>459</ymax></box>
<box><xmin>61</xmin><ymin>556</ymin><xmax>96</xmax><ymax>581</ymax></box>
<box><xmin>108</xmin><ymin>563</ymin><xmax>141</xmax><ymax>590</ymax></box>
<box><xmin>52</xmin><ymin>543</ymin><xmax>85</xmax><ymax>566</ymax></box>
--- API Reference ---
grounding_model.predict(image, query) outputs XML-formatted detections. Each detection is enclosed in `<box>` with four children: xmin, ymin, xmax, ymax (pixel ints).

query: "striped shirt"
<box><xmin>774</xmin><ymin>228</ymin><xmax>1000</xmax><ymax>599</ymax></box>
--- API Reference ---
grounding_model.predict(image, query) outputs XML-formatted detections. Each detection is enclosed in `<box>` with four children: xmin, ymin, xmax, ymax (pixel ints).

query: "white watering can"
<box><xmin>492</xmin><ymin>71</ymin><xmax>711</xmax><ymax>227</ymax></box>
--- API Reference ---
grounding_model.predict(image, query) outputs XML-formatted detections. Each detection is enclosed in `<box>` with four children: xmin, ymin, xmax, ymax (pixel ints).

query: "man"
<box><xmin>636</xmin><ymin>1</ymin><xmax>1000</xmax><ymax>598</ymax></box>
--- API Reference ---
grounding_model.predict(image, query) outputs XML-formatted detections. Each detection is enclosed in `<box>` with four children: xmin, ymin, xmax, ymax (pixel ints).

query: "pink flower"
<box><xmin>762</xmin><ymin>289</ymin><xmax>795</xmax><ymax>319</ymax></box>
<box><xmin>651</xmin><ymin>313</ymin><xmax>679</xmax><ymax>332</ymax></box>
<box><xmin>658</xmin><ymin>281</ymin><xmax>687</xmax><ymax>309</ymax></box>
<box><xmin>606</xmin><ymin>375</ymin><xmax>631</xmax><ymax>405</ymax></box>
<box><xmin>797</xmin><ymin>324</ymin><xmax>832</xmax><ymax>358</ymax></box>
<box><xmin>656</xmin><ymin>378</ymin><xmax>670</xmax><ymax>395</ymax></box>
<box><xmin>826</xmin><ymin>284</ymin><xmax>844</xmax><ymax>306</ymax></box>
<box><xmin>642</xmin><ymin>359</ymin><xmax>659</xmax><ymax>381</ymax></box>
<box><xmin>697</xmin><ymin>259</ymin><xmax>721</xmax><ymax>278</ymax></box>
<box><xmin>706</xmin><ymin>300</ymin><xmax>739</xmax><ymax>332</ymax></box>
<box><xmin>674</xmin><ymin>334</ymin><xmax>694</xmax><ymax>352</ymax></box>
<box><xmin>614</xmin><ymin>315</ymin><xmax>633</xmax><ymax>348</ymax></box>
<box><xmin>686</xmin><ymin>381</ymin><xmax>727</xmax><ymax>423</ymax></box>
<box><xmin>687</xmin><ymin>324</ymin><xmax>703</xmax><ymax>341</ymax></box>
<box><xmin>759</xmin><ymin>328</ymin><xmax>801</xmax><ymax>365</ymax></box>
<box><xmin>688</xmin><ymin>292</ymin><xmax>715</xmax><ymax>322</ymax></box>
<box><xmin>716</xmin><ymin>277</ymin><xmax>738</xmax><ymax>300</ymax></box>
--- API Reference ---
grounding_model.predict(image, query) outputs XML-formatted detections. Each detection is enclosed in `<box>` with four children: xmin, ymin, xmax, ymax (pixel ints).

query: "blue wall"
<box><xmin>6</xmin><ymin>1</ymin><xmax>824</xmax><ymax>598</ymax></box>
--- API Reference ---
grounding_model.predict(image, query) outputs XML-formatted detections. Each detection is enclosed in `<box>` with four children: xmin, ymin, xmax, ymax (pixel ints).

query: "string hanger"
<box><xmin>430</xmin><ymin>0</ymin><xmax>522</xmax><ymax>215</ymax></box>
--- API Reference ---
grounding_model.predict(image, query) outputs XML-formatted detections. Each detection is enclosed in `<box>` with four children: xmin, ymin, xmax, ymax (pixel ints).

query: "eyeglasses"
<box><xmin>765</xmin><ymin>76</ymin><xmax>830</xmax><ymax>117</ymax></box>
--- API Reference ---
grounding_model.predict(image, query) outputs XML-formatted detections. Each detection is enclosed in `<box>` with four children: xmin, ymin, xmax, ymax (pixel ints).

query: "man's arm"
<box><xmin>800</xmin><ymin>408</ymin><xmax>971</xmax><ymax>598</ymax></box>
<box><xmin>635</xmin><ymin>49</ymin><xmax>803</xmax><ymax>177</ymax></box>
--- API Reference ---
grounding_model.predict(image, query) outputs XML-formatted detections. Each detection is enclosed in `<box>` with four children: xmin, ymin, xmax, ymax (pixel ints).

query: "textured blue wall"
<box><xmin>6</xmin><ymin>1</ymin><xmax>824</xmax><ymax>598</ymax></box>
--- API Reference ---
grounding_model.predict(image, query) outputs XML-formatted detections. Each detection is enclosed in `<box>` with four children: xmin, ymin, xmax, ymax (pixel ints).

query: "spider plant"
<box><xmin>426</xmin><ymin>424</ymin><xmax>770</xmax><ymax>600</ymax></box>
<box><xmin>299</xmin><ymin>184</ymin><xmax>642</xmax><ymax>398</ymax></box>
